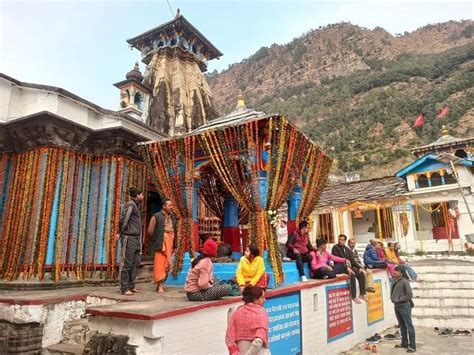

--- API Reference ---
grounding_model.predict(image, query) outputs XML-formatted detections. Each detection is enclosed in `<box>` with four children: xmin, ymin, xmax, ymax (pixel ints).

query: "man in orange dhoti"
<box><xmin>147</xmin><ymin>199</ymin><xmax>178</xmax><ymax>293</ymax></box>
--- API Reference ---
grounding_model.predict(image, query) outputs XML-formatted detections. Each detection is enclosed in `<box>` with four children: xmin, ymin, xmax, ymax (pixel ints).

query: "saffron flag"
<box><xmin>413</xmin><ymin>114</ymin><xmax>424</xmax><ymax>128</ymax></box>
<box><xmin>437</xmin><ymin>106</ymin><xmax>449</xmax><ymax>118</ymax></box>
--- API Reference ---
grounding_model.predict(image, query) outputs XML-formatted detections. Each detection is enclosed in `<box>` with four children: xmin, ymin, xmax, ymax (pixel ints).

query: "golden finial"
<box><xmin>236</xmin><ymin>91</ymin><xmax>246</xmax><ymax>110</ymax></box>
<box><xmin>441</xmin><ymin>125</ymin><xmax>449</xmax><ymax>136</ymax></box>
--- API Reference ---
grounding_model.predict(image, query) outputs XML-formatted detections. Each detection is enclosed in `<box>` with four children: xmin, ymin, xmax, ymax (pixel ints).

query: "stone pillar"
<box><xmin>222</xmin><ymin>193</ymin><xmax>240</xmax><ymax>252</ymax></box>
<box><xmin>287</xmin><ymin>186</ymin><xmax>303</xmax><ymax>235</ymax></box>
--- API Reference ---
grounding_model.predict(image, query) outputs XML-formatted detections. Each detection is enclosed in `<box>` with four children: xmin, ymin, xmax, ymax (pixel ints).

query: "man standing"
<box><xmin>286</xmin><ymin>221</ymin><xmax>315</xmax><ymax>282</ymax></box>
<box><xmin>147</xmin><ymin>199</ymin><xmax>177</xmax><ymax>293</ymax></box>
<box><xmin>332</xmin><ymin>234</ymin><xmax>368</xmax><ymax>302</ymax></box>
<box><xmin>391</xmin><ymin>266</ymin><xmax>416</xmax><ymax>353</ymax></box>
<box><xmin>348</xmin><ymin>238</ymin><xmax>375</xmax><ymax>292</ymax></box>
<box><xmin>117</xmin><ymin>187</ymin><xmax>144</xmax><ymax>296</ymax></box>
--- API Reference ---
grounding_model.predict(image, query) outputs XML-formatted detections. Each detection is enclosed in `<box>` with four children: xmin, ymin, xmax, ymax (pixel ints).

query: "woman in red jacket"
<box><xmin>225</xmin><ymin>285</ymin><xmax>270</xmax><ymax>355</ymax></box>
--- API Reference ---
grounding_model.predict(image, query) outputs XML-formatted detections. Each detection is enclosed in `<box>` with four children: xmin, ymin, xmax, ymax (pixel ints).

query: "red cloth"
<box><xmin>437</xmin><ymin>106</ymin><xmax>449</xmax><ymax>118</ymax></box>
<box><xmin>376</xmin><ymin>248</ymin><xmax>386</xmax><ymax>260</ymax></box>
<box><xmin>225</xmin><ymin>303</ymin><xmax>269</xmax><ymax>355</ymax></box>
<box><xmin>413</xmin><ymin>114</ymin><xmax>424</xmax><ymax>128</ymax></box>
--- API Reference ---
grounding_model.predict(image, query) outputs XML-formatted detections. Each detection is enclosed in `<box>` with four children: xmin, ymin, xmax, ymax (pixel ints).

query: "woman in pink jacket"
<box><xmin>184</xmin><ymin>239</ymin><xmax>232</xmax><ymax>301</ymax></box>
<box><xmin>310</xmin><ymin>238</ymin><xmax>350</xmax><ymax>279</ymax></box>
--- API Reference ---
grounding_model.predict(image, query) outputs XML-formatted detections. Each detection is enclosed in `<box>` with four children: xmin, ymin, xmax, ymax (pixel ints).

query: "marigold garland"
<box><xmin>0</xmin><ymin>147</ymin><xmax>147</xmax><ymax>282</ymax></box>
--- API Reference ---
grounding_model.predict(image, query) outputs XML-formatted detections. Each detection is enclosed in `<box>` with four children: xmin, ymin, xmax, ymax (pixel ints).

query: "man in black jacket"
<box><xmin>117</xmin><ymin>187</ymin><xmax>144</xmax><ymax>295</ymax></box>
<box><xmin>332</xmin><ymin>234</ymin><xmax>368</xmax><ymax>302</ymax></box>
<box><xmin>391</xmin><ymin>265</ymin><xmax>416</xmax><ymax>353</ymax></box>
<box><xmin>147</xmin><ymin>199</ymin><xmax>178</xmax><ymax>293</ymax></box>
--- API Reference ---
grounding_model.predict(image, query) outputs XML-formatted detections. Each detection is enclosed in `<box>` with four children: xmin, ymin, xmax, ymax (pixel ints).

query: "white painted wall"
<box><xmin>0</xmin><ymin>76</ymin><xmax>162</xmax><ymax>142</ymax></box>
<box><xmin>88</xmin><ymin>272</ymin><xmax>396</xmax><ymax>355</ymax></box>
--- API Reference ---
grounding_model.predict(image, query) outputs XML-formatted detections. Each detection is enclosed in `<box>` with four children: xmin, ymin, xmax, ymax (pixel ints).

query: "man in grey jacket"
<box><xmin>117</xmin><ymin>187</ymin><xmax>144</xmax><ymax>295</ymax></box>
<box><xmin>391</xmin><ymin>265</ymin><xmax>416</xmax><ymax>353</ymax></box>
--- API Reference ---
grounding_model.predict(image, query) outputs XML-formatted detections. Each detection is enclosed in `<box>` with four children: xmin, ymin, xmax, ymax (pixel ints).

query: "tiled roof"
<box><xmin>315</xmin><ymin>176</ymin><xmax>407</xmax><ymax>209</ymax></box>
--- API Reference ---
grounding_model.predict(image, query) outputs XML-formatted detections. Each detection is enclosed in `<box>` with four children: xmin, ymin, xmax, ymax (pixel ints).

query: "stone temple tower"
<box><xmin>125</xmin><ymin>10</ymin><xmax>222</xmax><ymax>136</ymax></box>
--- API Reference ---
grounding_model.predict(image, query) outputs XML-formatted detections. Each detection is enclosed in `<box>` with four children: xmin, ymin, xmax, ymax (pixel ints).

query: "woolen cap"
<box><xmin>202</xmin><ymin>239</ymin><xmax>217</xmax><ymax>257</ymax></box>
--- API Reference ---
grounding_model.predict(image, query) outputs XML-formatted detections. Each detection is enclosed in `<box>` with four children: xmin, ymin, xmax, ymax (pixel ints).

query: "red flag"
<box><xmin>436</xmin><ymin>106</ymin><xmax>449</xmax><ymax>118</ymax></box>
<box><xmin>413</xmin><ymin>114</ymin><xmax>424</xmax><ymax>128</ymax></box>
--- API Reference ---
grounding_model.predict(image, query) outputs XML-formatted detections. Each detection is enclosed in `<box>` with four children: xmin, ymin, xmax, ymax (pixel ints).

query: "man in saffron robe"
<box><xmin>147</xmin><ymin>199</ymin><xmax>178</xmax><ymax>293</ymax></box>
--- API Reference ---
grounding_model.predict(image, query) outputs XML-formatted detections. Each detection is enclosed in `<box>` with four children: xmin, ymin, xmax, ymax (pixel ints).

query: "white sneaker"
<box><xmin>301</xmin><ymin>276</ymin><xmax>308</xmax><ymax>282</ymax></box>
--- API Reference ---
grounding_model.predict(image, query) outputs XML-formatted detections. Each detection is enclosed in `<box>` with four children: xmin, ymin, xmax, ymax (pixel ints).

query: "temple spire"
<box><xmin>236</xmin><ymin>91</ymin><xmax>246</xmax><ymax>110</ymax></box>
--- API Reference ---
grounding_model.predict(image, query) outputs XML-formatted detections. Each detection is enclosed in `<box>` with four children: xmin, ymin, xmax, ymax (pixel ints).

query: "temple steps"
<box><xmin>410</xmin><ymin>259</ymin><xmax>474</xmax><ymax>329</ymax></box>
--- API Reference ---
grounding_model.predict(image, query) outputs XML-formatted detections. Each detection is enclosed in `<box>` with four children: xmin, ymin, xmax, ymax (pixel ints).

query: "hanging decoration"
<box><xmin>0</xmin><ymin>148</ymin><xmax>146</xmax><ymax>282</ymax></box>
<box><xmin>141</xmin><ymin>136</ymin><xmax>196</xmax><ymax>277</ymax></box>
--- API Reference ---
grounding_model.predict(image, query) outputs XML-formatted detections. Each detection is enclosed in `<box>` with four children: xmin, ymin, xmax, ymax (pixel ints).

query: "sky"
<box><xmin>1</xmin><ymin>0</ymin><xmax>472</xmax><ymax>110</ymax></box>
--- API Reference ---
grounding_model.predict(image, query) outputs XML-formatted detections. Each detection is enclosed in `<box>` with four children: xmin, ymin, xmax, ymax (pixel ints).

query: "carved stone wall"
<box><xmin>144</xmin><ymin>49</ymin><xmax>219</xmax><ymax>136</ymax></box>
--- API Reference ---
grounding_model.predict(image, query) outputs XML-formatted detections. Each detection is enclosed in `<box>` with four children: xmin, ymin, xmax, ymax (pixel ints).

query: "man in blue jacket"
<box><xmin>363</xmin><ymin>240</ymin><xmax>387</xmax><ymax>269</ymax></box>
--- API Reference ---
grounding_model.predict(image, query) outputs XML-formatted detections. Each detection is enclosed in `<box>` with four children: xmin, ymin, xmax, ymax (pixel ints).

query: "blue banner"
<box><xmin>266</xmin><ymin>291</ymin><xmax>302</xmax><ymax>355</ymax></box>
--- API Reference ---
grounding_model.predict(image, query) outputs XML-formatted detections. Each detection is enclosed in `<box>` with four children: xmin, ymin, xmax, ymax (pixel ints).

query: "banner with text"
<box><xmin>266</xmin><ymin>291</ymin><xmax>302</xmax><ymax>354</ymax></box>
<box><xmin>326</xmin><ymin>283</ymin><xmax>353</xmax><ymax>342</ymax></box>
<box><xmin>367</xmin><ymin>279</ymin><xmax>384</xmax><ymax>325</ymax></box>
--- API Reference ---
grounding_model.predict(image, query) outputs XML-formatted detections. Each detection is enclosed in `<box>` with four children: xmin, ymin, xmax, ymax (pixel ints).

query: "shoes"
<box><xmin>439</xmin><ymin>328</ymin><xmax>453</xmax><ymax>336</ymax></box>
<box><xmin>384</xmin><ymin>331</ymin><xmax>400</xmax><ymax>340</ymax></box>
<box><xmin>130</xmin><ymin>288</ymin><xmax>139</xmax><ymax>293</ymax></box>
<box><xmin>366</xmin><ymin>334</ymin><xmax>382</xmax><ymax>344</ymax></box>
<box><xmin>367</xmin><ymin>287</ymin><xmax>376</xmax><ymax>293</ymax></box>
<box><xmin>283</xmin><ymin>257</ymin><xmax>292</xmax><ymax>262</ymax></box>
<box><xmin>406</xmin><ymin>347</ymin><xmax>416</xmax><ymax>353</ymax></box>
<box><xmin>122</xmin><ymin>290</ymin><xmax>134</xmax><ymax>296</ymax></box>
<box><xmin>454</xmin><ymin>329</ymin><xmax>471</xmax><ymax>336</ymax></box>
<box><xmin>301</xmin><ymin>276</ymin><xmax>308</xmax><ymax>282</ymax></box>
<box><xmin>395</xmin><ymin>344</ymin><xmax>407</xmax><ymax>349</ymax></box>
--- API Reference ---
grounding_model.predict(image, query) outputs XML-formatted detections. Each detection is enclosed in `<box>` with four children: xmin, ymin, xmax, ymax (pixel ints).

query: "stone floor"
<box><xmin>343</xmin><ymin>326</ymin><xmax>474</xmax><ymax>355</ymax></box>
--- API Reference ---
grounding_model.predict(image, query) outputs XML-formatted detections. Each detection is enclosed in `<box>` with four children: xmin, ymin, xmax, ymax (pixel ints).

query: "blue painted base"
<box><xmin>165</xmin><ymin>252</ymin><xmax>310</xmax><ymax>289</ymax></box>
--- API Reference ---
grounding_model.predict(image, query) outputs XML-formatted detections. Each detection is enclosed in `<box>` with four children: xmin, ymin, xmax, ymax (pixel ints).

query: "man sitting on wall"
<box><xmin>364</xmin><ymin>240</ymin><xmax>388</xmax><ymax>270</ymax></box>
<box><xmin>347</xmin><ymin>238</ymin><xmax>375</xmax><ymax>293</ymax></box>
<box><xmin>332</xmin><ymin>234</ymin><xmax>373</xmax><ymax>298</ymax></box>
<box><xmin>286</xmin><ymin>221</ymin><xmax>315</xmax><ymax>282</ymax></box>
<box><xmin>332</xmin><ymin>234</ymin><xmax>369</xmax><ymax>302</ymax></box>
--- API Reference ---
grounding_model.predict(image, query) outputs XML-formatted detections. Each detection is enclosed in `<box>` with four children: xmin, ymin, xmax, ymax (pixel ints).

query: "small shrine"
<box><xmin>142</xmin><ymin>97</ymin><xmax>332</xmax><ymax>284</ymax></box>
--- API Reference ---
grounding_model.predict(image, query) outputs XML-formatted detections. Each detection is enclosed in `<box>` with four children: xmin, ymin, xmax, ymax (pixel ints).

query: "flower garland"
<box><xmin>141</xmin><ymin>136</ymin><xmax>196</xmax><ymax>278</ymax></box>
<box><xmin>0</xmin><ymin>147</ymin><xmax>147</xmax><ymax>282</ymax></box>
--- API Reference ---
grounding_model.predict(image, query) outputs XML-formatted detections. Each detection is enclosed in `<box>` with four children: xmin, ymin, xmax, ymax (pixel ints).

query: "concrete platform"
<box><xmin>344</xmin><ymin>326</ymin><xmax>474</xmax><ymax>355</ymax></box>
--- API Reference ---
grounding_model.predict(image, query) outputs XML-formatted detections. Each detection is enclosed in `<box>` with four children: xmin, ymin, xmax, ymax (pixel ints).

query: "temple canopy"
<box><xmin>141</xmin><ymin>106</ymin><xmax>332</xmax><ymax>284</ymax></box>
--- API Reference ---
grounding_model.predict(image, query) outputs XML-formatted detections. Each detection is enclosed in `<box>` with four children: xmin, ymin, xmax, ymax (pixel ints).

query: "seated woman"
<box><xmin>225</xmin><ymin>286</ymin><xmax>270</xmax><ymax>355</ymax></box>
<box><xmin>376</xmin><ymin>241</ymin><xmax>395</xmax><ymax>277</ymax></box>
<box><xmin>387</xmin><ymin>242</ymin><xmax>419</xmax><ymax>281</ymax></box>
<box><xmin>311</xmin><ymin>239</ymin><xmax>367</xmax><ymax>303</ymax></box>
<box><xmin>236</xmin><ymin>245</ymin><xmax>270</xmax><ymax>291</ymax></box>
<box><xmin>309</xmin><ymin>239</ymin><xmax>349</xmax><ymax>279</ymax></box>
<box><xmin>184</xmin><ymin>239</ymin><xmax>232</xmax><ymax>301</ymax></box>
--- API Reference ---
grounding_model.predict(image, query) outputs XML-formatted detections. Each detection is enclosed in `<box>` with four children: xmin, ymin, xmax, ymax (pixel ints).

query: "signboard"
<box><xmin>326</xmin><ymin>284</ymin><xmax>353</xmax><ymax>342</ymax></box>
<box><xmin>367</xmin><ymin>279</ymin><xmax>384</xmax><ymax>325</ymax></box>
<box><xmin>265</xmin><ymin>291</ymin><xmax>302</xmax><ymax>355</ymax></box>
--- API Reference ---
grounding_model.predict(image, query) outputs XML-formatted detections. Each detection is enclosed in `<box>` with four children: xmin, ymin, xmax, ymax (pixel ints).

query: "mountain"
<box><xmin>207</xmin><ymin>20</ymin><xmax>474</xmax><ymax>177</ymax></box>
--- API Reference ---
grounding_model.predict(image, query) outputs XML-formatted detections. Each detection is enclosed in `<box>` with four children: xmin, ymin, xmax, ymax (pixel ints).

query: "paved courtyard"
<box><xmin>343</xmin><ymin>326</ymin><xmax>474</xmax><ymax>355</ymax></box>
